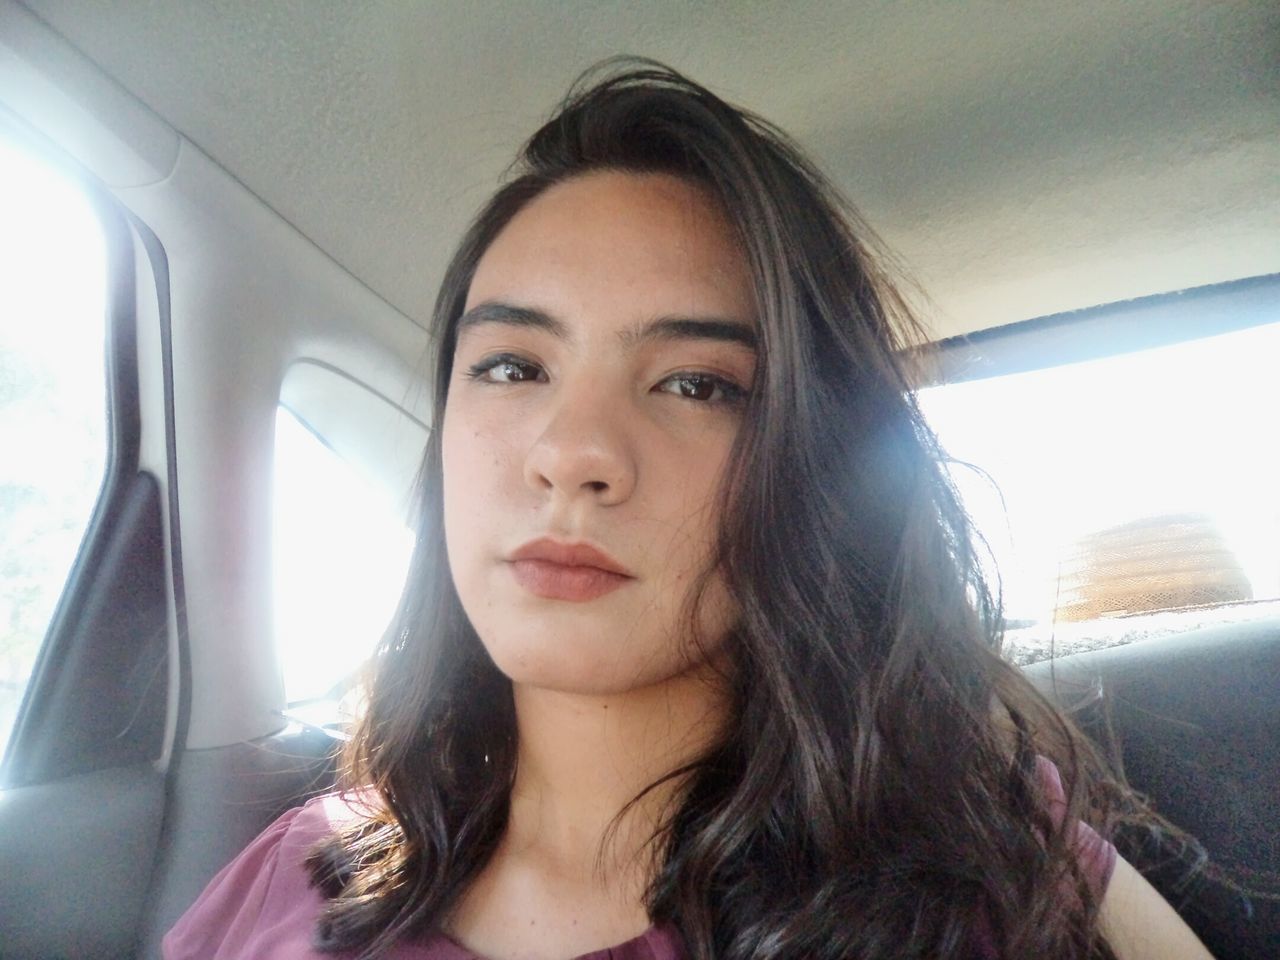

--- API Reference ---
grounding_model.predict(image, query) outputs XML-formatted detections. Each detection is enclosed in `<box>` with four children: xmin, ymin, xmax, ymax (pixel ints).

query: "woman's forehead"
<box><xmin>464</xmin><ymin>171</ymin><xmax>756</xmax><ymax>332</ymax></box>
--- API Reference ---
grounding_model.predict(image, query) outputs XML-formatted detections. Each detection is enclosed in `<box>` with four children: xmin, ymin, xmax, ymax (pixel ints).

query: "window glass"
<box><xmin>0</xmin><ymin>139</ymin><xmax>108</xmax><ymax>751</ymax></box>
<box><xmin>920</xmin><ymin>319</ymin><xmax>1280</xmax><ymax>664</ymax></box>
<box><xmin>272</xmin><ymin>407</ymin><xmax>415</xmax><ymax>704</ymax></box>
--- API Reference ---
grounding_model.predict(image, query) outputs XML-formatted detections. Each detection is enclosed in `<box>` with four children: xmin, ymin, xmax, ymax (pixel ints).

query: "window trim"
<box><xmin>926</xmin><ymin>272</ymin><xmax>1280</xmax><ymax>387</ymax></box>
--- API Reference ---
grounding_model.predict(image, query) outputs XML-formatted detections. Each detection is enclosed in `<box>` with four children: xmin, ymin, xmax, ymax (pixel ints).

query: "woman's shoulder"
<box><xmin>161</xmin><ymin>792</ymin><xmax>378</xmax><ymax>960</ymax></box>
<box><xmin>276</xmin><ymin>791</ymin><xmax>376</xmax><ymax>859</ymax></box>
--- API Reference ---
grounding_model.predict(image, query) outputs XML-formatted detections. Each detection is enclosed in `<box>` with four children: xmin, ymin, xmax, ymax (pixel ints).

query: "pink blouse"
<box><xmin>163</xmin><ymin>760</ymin><xmax>1115</xmax><ymax>960</ymax></box>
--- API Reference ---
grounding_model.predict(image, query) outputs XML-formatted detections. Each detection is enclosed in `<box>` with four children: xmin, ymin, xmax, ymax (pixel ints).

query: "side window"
<box><xmin>272</xmin><ymin>362</ymin><xmax>424</xmax><ymax>708</ymax></box>
<box><xmin>921</xmin><ymin>300</ymin><xmax>1280</xmax><ymax>664</ymax></box>
<box><xmin>0</xmin><ymin>137</ymin><xmax>108</xmax><ymax>756</ymax></box>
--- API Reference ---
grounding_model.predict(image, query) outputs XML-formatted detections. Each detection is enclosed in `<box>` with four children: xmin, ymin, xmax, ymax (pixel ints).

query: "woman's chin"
<box><xmin>479</xmin><ymin>634</ymin><xmax>683</xmax><ymax>698</ymax></box>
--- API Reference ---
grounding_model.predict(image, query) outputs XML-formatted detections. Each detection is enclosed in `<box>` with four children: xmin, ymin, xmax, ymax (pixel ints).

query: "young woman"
<box><xmin>165</xmin><ymin>62</ymin><xmax>1214</xmax><ymax>960</ymax></box>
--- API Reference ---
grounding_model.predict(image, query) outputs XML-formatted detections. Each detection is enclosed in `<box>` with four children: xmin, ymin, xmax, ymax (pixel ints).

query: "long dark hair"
<box><xmin>309</xmin><ymin>60</ymin><xmax>1145</xmax><ymax>959</ymax></box>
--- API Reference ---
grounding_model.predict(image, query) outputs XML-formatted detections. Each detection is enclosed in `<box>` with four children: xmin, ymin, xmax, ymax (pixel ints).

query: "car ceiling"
<box><xmin>18</xmin><ymin>0</ymin><xmax>1280</xmax><ymax>340</ymax></box>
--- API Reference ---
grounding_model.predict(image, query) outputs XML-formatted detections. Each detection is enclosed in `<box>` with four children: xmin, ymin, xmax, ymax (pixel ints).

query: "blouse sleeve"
<box><xmin>162</xmin><ymin>798</ymin><xmax>340</xmax><ymax>960</ymax></box>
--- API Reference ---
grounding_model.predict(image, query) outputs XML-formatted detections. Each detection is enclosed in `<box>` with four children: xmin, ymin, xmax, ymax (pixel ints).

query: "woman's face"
<box><xmin>442</xmin><ymin>171</ymin><xmax>756</xmax><ymax>695</ymax></box>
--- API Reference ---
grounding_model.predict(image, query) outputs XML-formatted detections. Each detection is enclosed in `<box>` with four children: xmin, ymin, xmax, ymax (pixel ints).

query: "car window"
<box><xmin>0</xmin><ymin>137</ymin><xmax>108</xmax><ymax>755</ymax></box>
<box><xmin>272</xmin><ymin>363</ymin><xmax>422</xmax><ymax>706</ymax></box>
<box><xmin>920</xmin><ymin>314</ymin><xmax>1280</xmax><ymax>664</ymax></box>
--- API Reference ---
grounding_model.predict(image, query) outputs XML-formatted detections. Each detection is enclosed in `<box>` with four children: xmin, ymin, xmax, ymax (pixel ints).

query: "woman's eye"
<box><xmin>656</xmin><ymin>373</ymin><xmax>746</xmax><ymax>405</ymax></box>
<box><xmin>465</xmin><ymin>355</ymin><xmax>545</xmax><ymax>384</ymax></box>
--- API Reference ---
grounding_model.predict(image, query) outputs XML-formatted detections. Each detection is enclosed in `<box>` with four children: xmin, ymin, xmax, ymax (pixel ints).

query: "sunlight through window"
<box><xmin>0</xmin><ymin>139</ymin><xmax>107</xmax><ymax>753</ymax></box>
<box><xmin>920</xmin><ymin>320</ymin><xmax>1280</xmax><ymax>662</ymax></box>
<box><xmin>272</xmin><ymin>407</ymin><xmax>415</xmax><ymax>704</ymax></box>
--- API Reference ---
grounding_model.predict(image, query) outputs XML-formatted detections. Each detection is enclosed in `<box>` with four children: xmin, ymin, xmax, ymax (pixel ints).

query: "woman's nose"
<box><xmin>522</xmin><ymin>392</ymin><xmax>637</xmax><ymax>506</ymax></box>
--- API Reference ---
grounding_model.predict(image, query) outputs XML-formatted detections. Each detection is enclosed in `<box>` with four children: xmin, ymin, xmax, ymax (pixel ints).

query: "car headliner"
<box><xmin>15</xmin><ymin>0</ymin><xmax>1280</xmax><ymax>341</ymax></box>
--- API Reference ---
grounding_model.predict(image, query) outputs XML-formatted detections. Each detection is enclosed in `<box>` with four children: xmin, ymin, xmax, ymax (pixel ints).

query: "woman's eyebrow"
<box><xmin>457</xmin><ymin>300</ymin><xmax>756</xmax><ymax>351</ymax></box>
<box><xmin>622</xmin><ymin>316</ymin><xmax>757</xmax><ymax>351</ymax></box>
<box><xmin>456</xmin><ymin>301</ymin><xmax>568</xmax><ymax>338</ymax></box>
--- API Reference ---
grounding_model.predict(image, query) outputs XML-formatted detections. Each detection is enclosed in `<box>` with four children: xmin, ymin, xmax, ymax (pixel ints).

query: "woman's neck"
<box><xmin>505</xmin><ymin>658</ymin><xmax>730</xmax><ymax>882</ymax></box>
<box><xmin>443</xmin><ymin>660</ymin><xmax>730</xmax><ymax>959</ymax></box>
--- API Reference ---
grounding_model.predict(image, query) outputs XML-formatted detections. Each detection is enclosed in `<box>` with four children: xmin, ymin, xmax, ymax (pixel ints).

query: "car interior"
<box><xmin>0</xmin><ymin>2</ymin><xmax>1276</xmax><ymax>957</ymax></box>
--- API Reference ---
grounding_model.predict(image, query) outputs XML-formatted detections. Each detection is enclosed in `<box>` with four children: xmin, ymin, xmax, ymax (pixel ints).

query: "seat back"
<box><xmin>1025</xmin><ymin>618</ymin><xmax>1280</xmax><ymax>958</ymax></box>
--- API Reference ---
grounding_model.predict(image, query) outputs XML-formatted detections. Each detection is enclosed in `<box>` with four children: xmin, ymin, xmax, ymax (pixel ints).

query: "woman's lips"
<box><xmin>506</xmin><ymin>538</ymin><xmax>635</xmax><ymax>601</ymax></box>
<box><xmin>508</xmin><ymin>559</ymin><xmax>633</xmax><ymax>602</ymax></box>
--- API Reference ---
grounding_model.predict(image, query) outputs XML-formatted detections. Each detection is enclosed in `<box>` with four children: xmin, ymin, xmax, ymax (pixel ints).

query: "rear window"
<box><xmin>271</xmin><ymin>362</ymin><xmax>425</xmax><ymax>707</ymax></box>
<box><xmin>920</xmin><ymin>310</ymin><xmax>1279</xmax><ymax>664</ymax></box>
<box><xmin>272</xmin><ymin>406</ymin><xmax>415</xmax><ymax>704</ymax></box>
